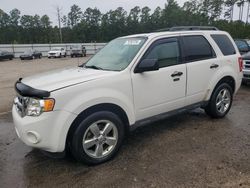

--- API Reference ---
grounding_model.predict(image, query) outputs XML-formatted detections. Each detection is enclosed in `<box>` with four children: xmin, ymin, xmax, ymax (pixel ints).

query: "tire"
<box><xmin>59</xmin><ymin>54</ymin><xmax>62</xmax><ymax>58</ymax></box>
<box><xmin>64</xmin><ymin>53</ymin><xmax>66</xmax><ymax>57</ymax></box>
<box><xmin>84</xmin><ymin>53</ymin><xmax>86</xmax><ymax>57</ymax></box>
<box><xmin>205</xmin><ymin>83</ymin><xmax>233</xmax><ymax>118</ymax></box>
<box><xmin>70</xmin><ymin>111</ymin><xmax>125</xmax><ymax>165</ymax></box>
<box><xmin>39</xmin><ymin>55</ymin><xmax>41</xmax><ymax>59</ymax></box>
<box><xmin>48</xmin><ymin>57</ymin><xmax>51</xmax><ymax>59</ymax></box>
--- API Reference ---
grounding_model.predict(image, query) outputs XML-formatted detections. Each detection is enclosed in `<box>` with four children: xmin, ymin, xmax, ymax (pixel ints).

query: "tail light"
<box><xmin>238</xmin><ymin>57</ymin><xmax>243</xmax><ymax>72</ymax></box>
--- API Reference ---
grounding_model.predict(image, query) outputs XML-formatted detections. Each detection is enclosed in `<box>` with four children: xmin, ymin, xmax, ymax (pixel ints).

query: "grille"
<box><xmin>245</xmin><ymin>61</ymin><xmax>250</xmax><ymax>69</ymax></box>
<box><xmin>49</xmin><ymin>53</ymin><xmax>56</xmax><ymax>56</ymax></box>
<box><xmin>243</xmin><ymin>74</ymin><xmax>250</xmax><ymax>78</ymax></box>
<box><xmin>14</xmin><ymin>95</ymin><xmax>28</xmax><ymax>117</ymax></box>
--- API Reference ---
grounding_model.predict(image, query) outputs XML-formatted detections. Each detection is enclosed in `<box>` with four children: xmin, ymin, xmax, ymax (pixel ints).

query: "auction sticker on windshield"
<box><xmin>124</xmin><ymin>40</ymin><xmax>142</xmax><ymax>46</ymax></box>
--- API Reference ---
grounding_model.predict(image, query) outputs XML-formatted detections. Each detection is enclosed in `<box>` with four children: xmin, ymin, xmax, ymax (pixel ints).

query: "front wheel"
<box><xmin>70</xmin><ymin>111</ymin><xmax>125</xmax><ymax>165</ymax></box>
<box><xmin>205</xmin><ymin>83</ymin><xmax>233</xmax><ymax>118</ymax></box>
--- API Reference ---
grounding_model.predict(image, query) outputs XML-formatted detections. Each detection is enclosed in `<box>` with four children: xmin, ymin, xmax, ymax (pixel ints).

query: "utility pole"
<box><xmin>247</xmin><ymin>1</ymin><xmax>250</xmax><ymax>24</ymax></box>
<box><xmin>56</xmin><ymin>6</ymin><xmax>63</xmax><ymax>43</ymax></box>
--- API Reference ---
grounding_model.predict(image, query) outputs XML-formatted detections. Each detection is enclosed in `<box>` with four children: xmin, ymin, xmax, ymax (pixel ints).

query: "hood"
<box><xmin>21</xmin><ymin>67</ymin><xmax>116</xmax><ymax>92</ymax></box>
<box><xmin>242</xmin><ymin>52</ymin><xmax>250</xmax><ymax>60</ymax></box>
<box><xmin>20</xmin><ymin>54</ymin><xmax>31</xmax><ymax>57</ymax></box>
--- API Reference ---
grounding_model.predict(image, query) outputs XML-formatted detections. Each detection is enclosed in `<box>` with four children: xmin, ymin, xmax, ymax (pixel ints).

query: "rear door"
<box><xmin>181</xmin><ymin>34</ymin><xmax>219</xmax><ymax>105</ymax></box>
<box><xmin>131</xmin><ymin>37</ymin><xmax>187</xmax><ymax>121</ymax></box>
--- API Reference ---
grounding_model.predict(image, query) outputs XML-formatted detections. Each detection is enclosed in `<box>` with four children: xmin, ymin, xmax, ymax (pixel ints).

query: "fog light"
<box><xmin>26</xmin><ymin>131</ymin><xmax>40</xmax><ymax>144</ymax></box>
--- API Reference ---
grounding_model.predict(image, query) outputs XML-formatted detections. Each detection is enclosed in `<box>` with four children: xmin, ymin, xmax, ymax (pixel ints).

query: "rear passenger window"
<box><xmin>211</xmin><ymin>34</ymin><xmax>236</xmax><ymax>56</ymax></box>
<box><xmin>182</xmin><ymin>35</ymin><xmax>215</xmax><ymax>62</ymax></box>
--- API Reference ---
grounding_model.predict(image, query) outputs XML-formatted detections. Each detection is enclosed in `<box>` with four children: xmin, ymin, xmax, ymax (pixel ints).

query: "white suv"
<box><xmin>13</xmin><ymin>28</ymin><xmax>243</xmax><ymax>164</ymax></box>
<box><xmin>48</xmin><ymin>47</ymin><xmax>66</xmax><ymax>58</ymax></box>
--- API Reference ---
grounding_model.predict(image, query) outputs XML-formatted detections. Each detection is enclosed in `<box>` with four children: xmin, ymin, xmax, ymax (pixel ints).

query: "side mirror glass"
<box><xmin>134</xmin><ymin>59</ymin><xmax>159</xmax><ymax>73</ymax></box>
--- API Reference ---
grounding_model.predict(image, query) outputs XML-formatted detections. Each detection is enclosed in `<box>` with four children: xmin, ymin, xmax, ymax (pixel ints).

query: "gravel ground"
<box><xmin>0</xmin><ymin>58</ymin><xmax>250</xmax><ymax>187</ymax></box>
<box><xmin>0</xmin><ymin>57</ymin><xmax>90</xmax><ymax>114</ymax></box>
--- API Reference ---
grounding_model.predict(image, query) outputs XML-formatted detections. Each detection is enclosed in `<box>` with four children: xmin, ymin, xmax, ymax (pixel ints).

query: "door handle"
<box><xmin>171</xmin><ymin>71</ymin><xmax>183</xmax><ymax>77</ymax></box>
<box><xmin>210</xmin><ymin>64</ymin><xmax>219</xmax><ymax>69</ymax></box>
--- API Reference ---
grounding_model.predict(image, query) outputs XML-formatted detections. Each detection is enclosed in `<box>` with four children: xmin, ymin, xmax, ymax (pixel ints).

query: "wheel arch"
<box><xmin>215</xmin><ymin>76</ymin><xmax>235</xmax><ymax>93</ymax></box>
<box><xmin>66</xmin><ymin>103</ymin><xmax>130</xmax><ymax>148</ymax></box>
<box><xmin>206</xmin><ymin>75</ymin><xmax>236</xmax><ymax>101</ymax></box>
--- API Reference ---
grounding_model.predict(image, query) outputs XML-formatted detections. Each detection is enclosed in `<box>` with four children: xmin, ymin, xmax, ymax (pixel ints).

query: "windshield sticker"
<box><xmin>124</xmin><ymin>40</ymin><xmax>142</xmax><ymax>46</ymax></box>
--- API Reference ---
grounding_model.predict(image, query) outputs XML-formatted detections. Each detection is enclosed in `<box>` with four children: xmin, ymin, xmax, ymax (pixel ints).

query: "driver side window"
<box><xmin>144</xmin><ymin>39</ymin><xmax>180</xmax><ymax>68</ymax></box>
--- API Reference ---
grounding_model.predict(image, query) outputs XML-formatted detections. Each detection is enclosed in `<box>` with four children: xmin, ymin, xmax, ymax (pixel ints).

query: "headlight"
<box><xmin>26</xmin><ymin>98</ymin><xmax>55</xmax><ymax>116</ymax></box>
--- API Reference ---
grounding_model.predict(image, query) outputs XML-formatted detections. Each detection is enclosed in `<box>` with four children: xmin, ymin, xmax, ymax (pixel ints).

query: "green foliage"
<box><xmin>0</xmin><ymin>1</ymin><xmax>250</xmax><ymax>44</ymax></box>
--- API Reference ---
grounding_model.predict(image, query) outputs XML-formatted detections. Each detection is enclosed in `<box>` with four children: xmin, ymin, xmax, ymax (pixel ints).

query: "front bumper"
<box><xmin>20</xmin><ymin>56</ymin><xmax>32</xmax><ymax>60</ymax></box>
<box><xmin>48</xmin><ymin>53</ymin><xmax>60</xmax><ymax>57</ymax></box>
<box><xmin>12</xmin><ymin>105</ymin><xmax>77</xmax><ymax>152</ymax></box>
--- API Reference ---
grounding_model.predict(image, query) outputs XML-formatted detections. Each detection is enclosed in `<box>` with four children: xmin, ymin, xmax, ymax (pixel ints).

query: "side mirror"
<box><xmin>134</xmin><ymin>59</ymin><xmax>159</xmax><ymax>73</ymax></box>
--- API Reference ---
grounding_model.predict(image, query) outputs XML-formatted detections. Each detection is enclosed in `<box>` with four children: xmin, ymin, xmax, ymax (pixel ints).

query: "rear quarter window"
<box><xmin>211</xmin><ymin>34</ymin><xmax>236</xmax><ymax>56</ymax></box>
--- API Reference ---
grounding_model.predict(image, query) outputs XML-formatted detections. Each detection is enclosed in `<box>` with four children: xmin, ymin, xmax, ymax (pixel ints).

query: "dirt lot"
<box><xmin>0</xmin><ymin>58</ymin><xmax>250</xmax><ymax>187</ymax></box>
<box><xmin>0</xmin><ymin>57</ymin><xmax>90</xmax><ymax>114</ymax></box>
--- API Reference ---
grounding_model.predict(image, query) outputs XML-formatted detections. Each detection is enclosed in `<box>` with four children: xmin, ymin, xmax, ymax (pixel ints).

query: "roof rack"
<box><xmin>156</xmin><ymin>26</ymin><xmax>219</xmax><ymax>32</ymax></box>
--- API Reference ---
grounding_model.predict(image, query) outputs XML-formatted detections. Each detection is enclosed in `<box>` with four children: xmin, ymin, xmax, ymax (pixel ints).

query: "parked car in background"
<box><xmin>0</xmin><ymin>51</ymin><xmax>14</xmax><ymax>60</ymax></box>
<box><xmin>13</xmin><ymin>27</ymin><xmax>242</xmax><ymax>165</ymax></box>
<box><xmin>234</xmin><ymin>39</ymin><xmax>250</xmax><ymax>55</ymax></box>
<box><xmin>242</xmin><ymin>52</ymin><xmax>250</xmax><ymax>83</ymax></box>
<box><xmin>48</xmin><ymin>47</ymin><xmax>66</xmax><ymax>58</ymax></box>
<box><xmin>20</xmin><ymin>49</ymin><xmax>42</xmax><ymax>60</ymax></box>
<box><xmin>70</xmin><ymin>45</ymin><xmax>87</xmax><ymax>57</ymax></box>
<box><xmin>234</xmin><ymin>39</ymin><xmax>250</xmax><ymax>83</ymax></box>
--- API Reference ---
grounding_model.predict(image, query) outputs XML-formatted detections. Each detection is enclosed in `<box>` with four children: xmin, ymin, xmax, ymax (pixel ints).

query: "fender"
<box><xmin>52</xmin><ymin>87</ymin><xmax>135</xmax><ymax>126</ymax></box>
<box><xmin>204</xmin><ymin>65</ymin><xmax>237</xmax><ymax>101</ymax></box>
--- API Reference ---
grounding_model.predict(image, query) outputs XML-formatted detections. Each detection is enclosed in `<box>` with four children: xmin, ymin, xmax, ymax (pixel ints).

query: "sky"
<box><xmin>0</xmin><ymin>0</ymin><xmax>247</xmax><ymax>25</ymax></box>
<box><xmin>0</xmin><ymin>0</ymin><xmax>186</xmax><ymax>25</ymax></box>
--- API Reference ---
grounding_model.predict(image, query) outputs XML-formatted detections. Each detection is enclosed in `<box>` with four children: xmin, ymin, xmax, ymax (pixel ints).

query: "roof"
<box><xmin>121</xmin><ymin>30</ymin><xmax>228</xmax><ymax>40</ymax></box>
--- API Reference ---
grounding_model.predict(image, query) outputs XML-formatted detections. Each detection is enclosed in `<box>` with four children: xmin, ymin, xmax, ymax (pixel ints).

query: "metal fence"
<box><xmin>0</xmin><ymin>43</ymin><xmax>107</xmax><ymax>58</ymax></box>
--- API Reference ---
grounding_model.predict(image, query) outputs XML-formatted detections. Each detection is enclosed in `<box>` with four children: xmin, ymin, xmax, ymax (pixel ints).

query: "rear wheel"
<box><xmin>205</xmin><ymin>83</ymin><xmax>233</xmax><ymax>118</ymax></box>
<box><xmin>70</xmin><ymin>111</ymin><xmax>125</xmax><ymax>165</ymax></box>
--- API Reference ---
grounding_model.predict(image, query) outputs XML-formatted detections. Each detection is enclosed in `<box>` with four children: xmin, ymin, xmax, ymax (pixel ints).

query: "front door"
<box><xmin>131</xmin><ymin>37</ymin><xmax>187</xmax><ymax>121</ymax></box>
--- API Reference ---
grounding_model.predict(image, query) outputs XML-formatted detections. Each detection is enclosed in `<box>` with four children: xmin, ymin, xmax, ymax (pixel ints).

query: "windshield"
<box><xmin>247</xmin><ymin>40</ymin><xmax>250</xmax><ymax>46</ymax></box>
<box><xmin>85</xmin><ymin>37</ymin><xmax>147</xmax><ymax>71</ymax></box>
<box><xmin>52</xmin><ymin>48</ymin><xmax>61</xmax><ymax>51</ymax></box>
<box><xmin>24</xmin><ymin>49</ymin><xmax>33</xmax><ymax>54</ymax></box>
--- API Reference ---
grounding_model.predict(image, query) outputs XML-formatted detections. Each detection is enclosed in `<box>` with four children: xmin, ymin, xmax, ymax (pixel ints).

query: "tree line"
<box><xmin>0</xmin><ymin>0</ymin><xmax>250</xmax><ymax>44</ymax></box>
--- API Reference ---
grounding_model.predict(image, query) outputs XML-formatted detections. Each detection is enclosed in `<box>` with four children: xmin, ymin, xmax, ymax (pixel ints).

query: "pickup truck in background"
<box><xmin>70</xmin><ymin>45</ymin><xmax>87</xmax><ymax>57</ymax></box>
<box><xmin>234</xmin><ymin>39</ymin><xmax>250</xmax><ymax>84</ymax></box>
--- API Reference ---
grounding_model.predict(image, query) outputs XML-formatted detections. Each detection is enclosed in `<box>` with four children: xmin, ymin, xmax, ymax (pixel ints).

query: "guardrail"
<box><xmin>0</xmin><ymin>43</ymin><xmax>107</xmax><ymax>58</ymax></box>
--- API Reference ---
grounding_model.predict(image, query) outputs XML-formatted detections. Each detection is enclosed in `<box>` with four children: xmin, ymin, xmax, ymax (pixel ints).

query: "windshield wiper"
<box><xmin>84</xmin><ymin>65</ymin><xmax>104</xmax><ymax>70</ymax></box>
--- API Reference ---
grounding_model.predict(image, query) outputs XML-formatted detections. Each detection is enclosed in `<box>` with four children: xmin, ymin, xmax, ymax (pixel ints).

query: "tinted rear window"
<box><xmin>211</xmin><ymin>34</ymin><xmax>236</xmax><ymax>56</ymax></box>
<box><xmin>182</xmin><ymin>35</ymin><xmax>215</xmax><ymax>62</ymax></box>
